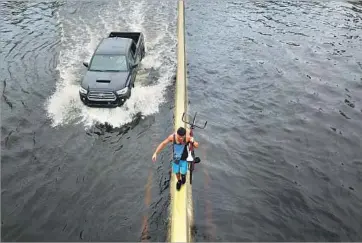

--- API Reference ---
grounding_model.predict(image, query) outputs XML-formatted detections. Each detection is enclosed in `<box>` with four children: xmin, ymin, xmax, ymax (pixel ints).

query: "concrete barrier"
<box><xmin>168</xmin><ymin>0</ymin><xmax>192</xmax><ymax>242</ymax></box>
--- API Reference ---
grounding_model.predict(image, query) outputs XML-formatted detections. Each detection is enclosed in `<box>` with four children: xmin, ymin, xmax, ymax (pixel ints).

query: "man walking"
<box><xmin>152</xmin><ymin>127</ymin><xmax>199</xmax><ymax>190</ymax></box>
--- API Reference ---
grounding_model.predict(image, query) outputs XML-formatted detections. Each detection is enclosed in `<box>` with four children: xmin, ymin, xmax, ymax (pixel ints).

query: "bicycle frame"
<box><xmin>182</xmin><ymin>112</ymin><xmax>207</xmax><ymax>184</ymax></box>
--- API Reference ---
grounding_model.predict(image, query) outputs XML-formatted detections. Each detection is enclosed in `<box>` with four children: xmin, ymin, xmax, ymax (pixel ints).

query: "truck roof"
<box><xmin>95</xmin><ymin>37</ymin><xmax>133</xmax><ymax>55</ymax></box>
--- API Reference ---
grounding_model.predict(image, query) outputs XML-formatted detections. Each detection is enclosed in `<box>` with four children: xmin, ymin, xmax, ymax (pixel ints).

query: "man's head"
<box><xmin>176</xmin><ymin>127</ymin><xmax>186</xmax><ymax>141</ymax></box>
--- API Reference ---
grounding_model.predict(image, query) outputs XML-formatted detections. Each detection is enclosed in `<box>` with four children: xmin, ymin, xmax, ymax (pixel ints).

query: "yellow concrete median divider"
<box><xmin>168</xmin><ymin>0</ymin><xmax>193</xmax><ymax>242</ymax></box>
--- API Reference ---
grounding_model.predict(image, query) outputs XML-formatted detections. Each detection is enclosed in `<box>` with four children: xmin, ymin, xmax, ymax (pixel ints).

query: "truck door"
<box><xmin>130</xmin><ymin>42</ymin><xmax>138</xmax><ymax>63</ymax></box>
<box><xmin>128</xmin><ymin>50</ymin><xmax>136</xmax><ymax>87</ymax></box>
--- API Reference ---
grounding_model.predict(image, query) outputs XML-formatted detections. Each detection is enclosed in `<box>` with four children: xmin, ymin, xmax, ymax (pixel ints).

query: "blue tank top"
<box><xmin>173</xmin><ymin>133</ymin><xmax>188</xmax><ymax>162</ymax></box>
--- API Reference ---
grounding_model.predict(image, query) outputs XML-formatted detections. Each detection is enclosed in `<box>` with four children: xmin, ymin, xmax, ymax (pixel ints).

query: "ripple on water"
<box><xmin>187</xmin><ymin>0</ymin><xmax>362</xmax><ymax>241</ymax></box>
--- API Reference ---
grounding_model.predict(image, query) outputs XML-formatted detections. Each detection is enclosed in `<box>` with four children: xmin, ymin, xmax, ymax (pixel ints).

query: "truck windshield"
<box><xmin>89</xmin><ymin>54</ymin><xmax>128</xmax><ymax>72</ymax></box>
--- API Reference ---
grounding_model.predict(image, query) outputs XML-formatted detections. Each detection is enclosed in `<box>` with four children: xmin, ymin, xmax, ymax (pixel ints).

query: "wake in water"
<box><xmin>46</xmin><ymin>0</ymin><xmax>176</xmax><ymax>128</ymax></box>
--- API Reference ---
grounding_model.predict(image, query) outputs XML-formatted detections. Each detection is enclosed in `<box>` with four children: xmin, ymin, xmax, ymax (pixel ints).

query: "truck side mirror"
<box><xmin>83</xmin><ymin>61</ymin><xmax>89</xmax><ymax>67</ymax></box>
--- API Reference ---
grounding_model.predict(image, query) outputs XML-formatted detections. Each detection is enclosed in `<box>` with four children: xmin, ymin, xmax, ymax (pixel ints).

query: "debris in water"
<box><xmin>339</xmin><ymin>110</ymin><xmax>351</xmax><ymax>119</ymax></box>
<box><xmin>344</xmin><ymin>99</ymin><xmax>355</xmax><ymax>108</ymax></box>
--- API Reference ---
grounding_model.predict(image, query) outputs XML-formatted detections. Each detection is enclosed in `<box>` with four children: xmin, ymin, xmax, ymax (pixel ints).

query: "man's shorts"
<box><xmin>172</xmin><ymin>160</ymin><xmax>187</xmax><ymax>175</ymax></box>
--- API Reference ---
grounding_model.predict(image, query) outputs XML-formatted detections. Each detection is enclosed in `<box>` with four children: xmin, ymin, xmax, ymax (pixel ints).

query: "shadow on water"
<box><xmin>88</xmin><ymin>112</ymin><xmax>144</xmax><ymax>136</ymax></box>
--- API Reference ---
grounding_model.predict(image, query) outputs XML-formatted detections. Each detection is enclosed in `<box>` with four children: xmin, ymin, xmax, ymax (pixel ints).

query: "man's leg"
<box><xmin>181</xmin><ymin>174</ymin><xmax>186</xmax><ymax>184</ymax></box>
<box><xmin>180</xmin><ymin>160</ymin><xmax>188</xmax><ymax>184</ymax></box>
<box><xmin>172</xmin><ymin>162</ymin><xmax>182</xmax><ymax>190</ymax></box>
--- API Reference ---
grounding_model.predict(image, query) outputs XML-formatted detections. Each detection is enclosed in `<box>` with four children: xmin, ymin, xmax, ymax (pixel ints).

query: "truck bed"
<box><xmin>108</xmin><ymin>32</ymin><xmax>141</xmax><ymax>45</ymax></box>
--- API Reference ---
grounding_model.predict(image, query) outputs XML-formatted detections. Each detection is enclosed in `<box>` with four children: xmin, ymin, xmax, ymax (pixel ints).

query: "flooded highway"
<box><xmin>1</xmin><ymin>0</ymin><xmax>362</xmax><ymax>241</ymax></box>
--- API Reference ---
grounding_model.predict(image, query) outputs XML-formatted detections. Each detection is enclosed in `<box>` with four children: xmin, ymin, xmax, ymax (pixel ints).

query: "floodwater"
<box><xmin>1</xmin><ymin>0</ymin><xmax>362</xmax><ymax>241</ymax></box>
<box><xmin>1</xmin><ymin>0</ymin><xmax>176</xmax><ymax>241</ymax></box>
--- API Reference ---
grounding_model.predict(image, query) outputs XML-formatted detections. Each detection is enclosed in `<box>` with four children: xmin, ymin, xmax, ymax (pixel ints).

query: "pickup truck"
<box><xmin>79</xmin><ymin>31</ymin><xmax>145</xmax><ymax>107</ymax></box>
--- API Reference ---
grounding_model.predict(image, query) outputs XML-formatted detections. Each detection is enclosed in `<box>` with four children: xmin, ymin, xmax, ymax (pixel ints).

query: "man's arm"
<box><xmin>152</xmin><ymin>135</ymin><xmax>173</xmax><ymax>162</ymax></box>
<box><xmin>154</xmin><ymin>135</ymin><xmax>172</xmax><ymax>154</ymax></box>
<box><xmin>187</xmin><ymin>134</ymin><xmax>199</xmax><ymax>148</ymax></box>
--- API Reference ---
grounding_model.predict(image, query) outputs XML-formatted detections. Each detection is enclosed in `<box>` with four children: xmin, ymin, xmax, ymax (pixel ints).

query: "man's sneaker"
<box><xmin>176</xmin><ymin>180</ymin><xmax>182</xmax><ymax>191</ymax></box>
<box><xmin>181</xmin><ymin>174</ymin><xmax>186</xmax><ymax>184</ymax></box>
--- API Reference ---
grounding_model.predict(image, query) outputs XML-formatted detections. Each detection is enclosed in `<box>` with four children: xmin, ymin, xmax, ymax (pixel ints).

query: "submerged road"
<box><xmin>1</xmin><ymin>0</ymin><xmax>176</xmax><ymax>241</ymax></box>
<box><xmin>2</xmin><ymin>0</ymin><xmax>362</xmax><ymax>241</ymax></box>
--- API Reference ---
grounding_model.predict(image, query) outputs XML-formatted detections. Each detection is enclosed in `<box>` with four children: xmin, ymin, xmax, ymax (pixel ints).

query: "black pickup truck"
<box><xmin>79</xmin><ymin>32</ymin><xmax>145</xmax><ymax>107</ymax></box>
